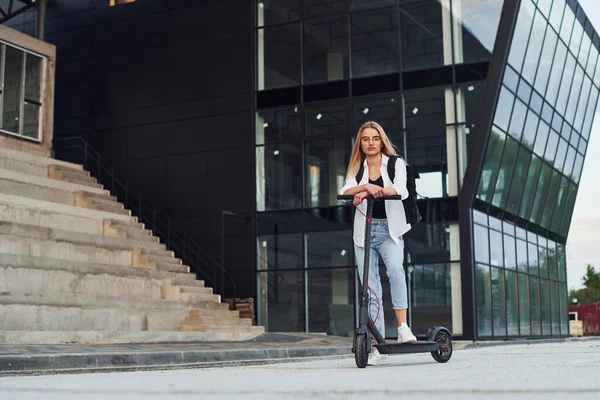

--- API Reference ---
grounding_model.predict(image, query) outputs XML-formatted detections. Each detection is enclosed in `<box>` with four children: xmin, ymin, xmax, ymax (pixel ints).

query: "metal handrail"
<box><xmin>53</xmin><ymin>136</ymin><xmax>236</xmax><ymax>300</ymax></box>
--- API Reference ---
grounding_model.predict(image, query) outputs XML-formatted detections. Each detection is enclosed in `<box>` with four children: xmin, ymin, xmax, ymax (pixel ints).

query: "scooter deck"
<box><xmin>374</xmin><ymin>341</ymin><xmax>442</xmax><ymax>354</ymax></box>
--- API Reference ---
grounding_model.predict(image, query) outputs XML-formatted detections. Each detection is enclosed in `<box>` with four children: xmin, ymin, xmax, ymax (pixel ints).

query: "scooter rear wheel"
<box><xmin>354</xmin><ymin>333</ymin><xmax>369</xmax><ymax>368</ymax></box>
<box><xmin>430</xmin><ymin>330</ymin><xmax>452</xmax><ymax>363</ymax></box>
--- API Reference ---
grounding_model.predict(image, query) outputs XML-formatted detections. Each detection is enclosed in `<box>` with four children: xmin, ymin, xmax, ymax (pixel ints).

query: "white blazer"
<box><xmin>339</xmin><ymin>154</ymin><xmax>412</xmax><ymax>248</ymax></box>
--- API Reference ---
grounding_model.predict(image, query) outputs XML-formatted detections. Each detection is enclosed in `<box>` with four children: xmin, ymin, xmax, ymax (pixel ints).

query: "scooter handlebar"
<box><xmin>337</xmin><ymin>195</ymin><xmax>403</xmax><ymax>201</ymax></box>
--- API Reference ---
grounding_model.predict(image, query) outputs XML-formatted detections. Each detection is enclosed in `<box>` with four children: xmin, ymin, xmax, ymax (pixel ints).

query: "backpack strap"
<box><xmin>387</xmin><ymin>155</ymin><xmax>398</xmax><ymax>185</ymax></box>
<box><xmin>355</xmin><ymin>163</ymin><xmax>365</xmax><ymax>183</ymax></box>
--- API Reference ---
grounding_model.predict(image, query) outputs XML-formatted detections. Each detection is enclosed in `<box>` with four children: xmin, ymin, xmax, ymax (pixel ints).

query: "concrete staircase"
<box><xmin>0</xmin><ymin>137</ymin><xmax>263</xmax><ymax>344</ymax></box>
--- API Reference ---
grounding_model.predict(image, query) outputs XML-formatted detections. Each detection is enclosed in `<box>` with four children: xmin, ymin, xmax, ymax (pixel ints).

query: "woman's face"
<box><xmin>360</xmin><ymin>127</ymin><xmax>383</xmax><ymax>157</ymax></box>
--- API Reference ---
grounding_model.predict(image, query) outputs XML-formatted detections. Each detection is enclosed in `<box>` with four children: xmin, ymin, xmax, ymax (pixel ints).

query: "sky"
<box><xmin>565</xmin><ymin>0</ymin><xmax>600</xmax><ymax>289</ymax></box>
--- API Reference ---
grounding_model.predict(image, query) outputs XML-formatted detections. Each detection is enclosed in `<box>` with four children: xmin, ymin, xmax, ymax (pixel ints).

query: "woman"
<box><xmin>339</xmin><ymin>121</ymin><xmax>416</xmax><ymax>365</ymax></box>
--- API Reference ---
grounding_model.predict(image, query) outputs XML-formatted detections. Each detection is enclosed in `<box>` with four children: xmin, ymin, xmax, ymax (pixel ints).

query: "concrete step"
<box><xmin>78</xmin><ymin>191</ymin><xmax>117</xmax><ymax>202</ymax></box>
<box><xmin>0</xmin><ymin>234</ymin><xmax>134</xmax><ymax>267</ymax></box>
<box><xmin>108</xmin><ymin>219</ymin><xmax>145</xmax><ymax>229</ymax></box>
<box><xmin>0</xmin><ymin>221</ymin><xmax>167</xmax><ymax>256</ymax></box>
<box><xmin>0</xmin><ymin>156</ymin><xmax>47</xmax><ymax>177</ymax></box>
<box><xmin>180</xmin><ymin>292</ymin><xmax>221</xmax><ymax>303</ymax></box>
<box><xmin>0</xmin><ymin>193</ymin><xmax>134</xmax><ymax>225</ymax></box>
<box><xmin>0</xmin><ymin>166</ymin><xmax>106</xmax><ymax>196</ymax></box>
<box><xmin>182</xmin><ymin>324</ymin><xmax>263</xmax><ymax>332</ymax></box>
<box><xmin>83</xmin><ymin>197</ymin><xmax>131</xmax><ymax>215</ymax></box>
<box><xmin>146</xmin><ymin>254</ymin><xmax>181</xmax><ymax>265</ymax></box>
<box><xmin>0</xmin><ymin>253</ymin><xmax>199</xmax><ymax>287</ymax></box>
<box><xmin>184</xmin><ymin>316</ymin><xmax>251</xmax><ymax>326</ymax></box>
<box><xmin>179</xmin><ymin>285</ymin><xmax>212</xmax><ymax>294</ymax></box>
<box><xmin>0</xmin><ymin>139</ymin><xmax>65</xmax><ymax>165</ymax></box>
<box><xmin>0</xmin><ymin>330</ymin><xmax>263</xmax><ymax>344</ymax></box>
<box><xmin>188</xmin><ymin>308</ymin><xmax>239</xmax><ymax>318</ymax></box>
<box><xmin>57</xmin><ymin>174</ymin><xmax>102</xmax><ymax>189</ymax></box>
<box><xmin>0</xmin><ymin>265</ymin><xmax>163</xmax><ymax>302</ymax></box>
<box><xmin>48</xmin><ymin>164</ymin><xmax>90</xmax><ymax>178</ymax></box>
<box><xmin>156</xmin><ymin>262</ymin><xmax>189</xmax><ymax>274</ymax></box>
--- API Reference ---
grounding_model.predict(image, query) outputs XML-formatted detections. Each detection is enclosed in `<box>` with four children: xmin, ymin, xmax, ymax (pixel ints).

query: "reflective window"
<box><xmin>530</xmin><ymin>90</ymin><xmax>544</xmax><ymax>115</ymax></box>
<box><xmin>578</xmin><ymin>33</ymin><xmax>592</xmax><ymax>71</ymax></box>
<box><xmin>505</xmin><ymin>147</ymin><xmax>531</xmax><ymax>214</ymax></box>
<box><xmin>530</xmin><ymin>276</ymin><xmax>541</xmax><ymax>335</ymax></box>
<box><xmin>508</xmin><ymin>98</ymin><xmax>527</xmax><ymax>140</ymax></box>
<box><xmin>352</xmin><ymin>0</ymin><xmax>394</xmax><ymax>7</ymax></box>
<box><xmin>572</xmin><ymin>153</ymin><xmax>584</xmax><ymax>183</ymax></box>
<box><xmin>411</xmin><ymin>264</ymin><xmax>453</xmax><ymax>335</ymax></box>
<box><xmin>517</xmin><ymin>79</ymin><xmax>532</xmax><ymax>104</ymax></box>
<box><xmin>506</xmin><ymin>269</ymin><xmax>519</xmax><ymax>335</ymax></box>
<box><xmin>554</xmin><ymin>137</ymin><xmax>568</xmax><ymax>171</ymax></box>
<box><xmin>550</xmin><ymin>177</ymin><xmax>570</xmax><ymax>232</ymax></box>
<box><xmin>304</xmin><ymin>17</ymin><xmax>349</xmax><ymax>84</ymax></box>
<box><xmin>304</xmin><ymin>0</ymin><xmax>346</xmax><ymax>16</ymax></box>
<box><xmin>581</xmin><ymin>87</ymin><xmax>599</xmax><ymax>141</ymax></box>
<box><xmin>307</xmin><ymin>268</ymin><xmax>355</xmax><ymax>336</ymax></box>
<box><xmin>304</xmin><ymin>138</ymin><xmax>352</xmax><ymax>208</ymax></box>
<box><xmin>477</xmin><ymin>128</ymin><xmax>506</xmax><ymax>202</ymax></box>
<box><xmin>565</xmin><ymin>65</ymin><xmax>584</xmax><ymax>124</ymax></box>
<box><xmin>495</xmin><ymin>87</ymin><xmax>516</xmax><ymax>133</ymax></box>
<box><xmin>536</xmin><ymin>0</ymin><xmax>552</xmax><ymax>18</ymax></box>
<box><xmin>548</xmin><ymin>0</ymin><xmax>565</xmax><ymax>32</ymax></box>
<box><xmin>476</xmin><ymin>264</ymin><xmax>492</xmax><ymax>336</ymax></box>
<box><xmin>257</xmin><ymin>24</ymin><xmax>301</xmax><ymax>90</ymax></box>
<box><xmin>519</xmin><ymin>154</ymin><xmax>542</xmax><ymax>219</ymax></box>
<box><xmin>529</xmin><ymin>162</ymin><xmax>552</xmax><ymax>223</ymax></box>
<box><xmin>354</xmin><ymin>96</ymin><xmax>402</xmax><ymax>145</ymax></box>
<box><xmin>563</xmin><ymin>145</ymin><xmax>576</xmax><ymax>179</ymax></box>
<box><xmin>256</xmin><ymin>143</ymin><xmax>303</xmax><ymax>211</ymax></box>
<box><xmin>503</xmin><ymin>66</ymin><xmax>519</xmax><ymax>92</ymax></box>
<box><xmin>551</xmin><ymin>281</ymin><xmax>560</xmax><ymax>334</ymax></box>
<box><xmin>491</xmin><ymin>267</ymin><xmax>506</xmax><ymax>336</ymax></box>
<box><xmin>568</xmin><ymin>16</ymin><xmax>584</xmax><ymax>57</ymax></box>
<box><xmin>492</xmin><ymin>137</ymin><xmax>519</xmax><ymax>208</ymax></box>
<box><xmin>305</xmin><ymin>103</ymin><xmax>349</xmax><ymax>137</ymax></box>
<box><xmin>541</xmin><ymin>169</ymin><xmax>562</xmax><ymax>229</ymax></box>
<box><xmin>540</xmin><ymin>279</ymin><xmax>551</xmax><ymax>335</ymax></box>
<box><xmin>522</xmin><ymin>11</ymin><xmax>546</xmax><ymax>84</ymax></box>
<box><xmin>400</xmin><ymin>0</ymin><xmax>445</xmax><ymax>70</ymax></box>
<box><xmin>555</xmin><ymin>53</ymin><xmax>576</xmax><ymax>115</ymax></box>
<box><xmin>559</xmin><ymin>5</ymin><xmax>575</xmax><ymax>45</ymax></box>
<box><xmin>257</xmin><ymin>233</ymin><xmax>303</xmax><ymax>270</ymax></box>
<box><xmin>528</xmin><ymin>240</ymin><xmax>539</xmax><ymax>277</ymax></box>
<box><xmin>490</xmin><ymin>230</ymin><xmax>503</xmax><ymax>267</ymax></box>
<box><xmin>521</xmin><ymin>110</ymin><xmax>539</xmax><ymax>149</ymax></box>
<box><xmin>533</xmin><ymin>120</ymin><xmax>549</xmax><ymax>157</ymax></box>
<box><xmin>509</xmin><ymin>0</ymin><xmax>536</xmax><ymax>71</ymax></box>
<box><xmin>504</xmin><ymin>233</ymin><xmax>517</xmax><ymax>270</ymax></box>
<box><xmin>3</xmin><ymin>46</ymin><xmax>23</xmax><ymax>135</ymax></box>
<box><xmin>538</xmin><ymin>238</ymin><xmax>549</xmax><ymax>278</ymax></box>
<box><xmin>256</xmin><ymin>107</ymin><xmax>302</xmax><ymax>145</ymax></box>
<box><xmin>545</xmin><ymin>40</ymin><xmax>567</xmax><ymax>105</ymax></box>
<box><xmin>351</xmin><ymin>8</ymin><xmax>399</xmax><ymax>78</ymax></box>
<box><xmin>573</xmin><ymin>76</ymin><xmax>592</xmax><ymax>132</ymax></box>
<box><xmin>258</xmin><ymin>270</ymin><xmax>305</xmax><ymax>331</ymax></box>
<box><xmin>517</xmin><ymin>237</ymin><xmax>528</xmax><ymax>273</ymax></box>
<box><xmin>519</xmin><ymin>273</ymin><xmax>531</xmax><ymax>335</ymax></box>
<box><xmin>257</xmin><ymin>0</ymin><xmax>300</xmax><ymax>26</ymax></box>
<box><xmin>455</xmin><ymin>0</ymin><xmax>504</xmax><ymax>63</ymax></box>
<box><xmin>474</xmin><ymin>224</ymin><xmax>490</xmax><ymax>265</ymax></box>
<box><xmin>534</xmin><ymin>27</ymin><xmax>558</xmax><ymax>96</ymax></box>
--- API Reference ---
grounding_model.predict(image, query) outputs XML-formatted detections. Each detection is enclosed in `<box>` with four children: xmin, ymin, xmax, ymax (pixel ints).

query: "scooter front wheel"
<box><xmin>430</xmin><ymin>330</ymin><xmax>452</xmax><ymax>363</ymax></box>
<box><xmin>354</xmin><ymin>332</ymin><xmax>369</xmax><ymax>368</ymax></box>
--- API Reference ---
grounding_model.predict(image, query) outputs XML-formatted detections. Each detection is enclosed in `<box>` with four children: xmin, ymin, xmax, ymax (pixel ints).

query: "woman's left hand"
<box><xmin>353</xmin><ymin>191</ymin><xmax>369</xmax><ymax>206</ymax></box>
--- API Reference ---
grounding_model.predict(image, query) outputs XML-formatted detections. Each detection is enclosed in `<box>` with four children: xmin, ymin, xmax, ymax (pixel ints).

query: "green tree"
<box><xmin>569</xmin><ymin>265</ymin><xmax>600</xmax><ymax>304</ymax></box>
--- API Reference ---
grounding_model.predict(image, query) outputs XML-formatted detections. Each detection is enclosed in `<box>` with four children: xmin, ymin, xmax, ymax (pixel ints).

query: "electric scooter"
<box><xmin>338</xmin><ymin>194</ymin><xmax>453</xmax><ymax>368</ymax></box>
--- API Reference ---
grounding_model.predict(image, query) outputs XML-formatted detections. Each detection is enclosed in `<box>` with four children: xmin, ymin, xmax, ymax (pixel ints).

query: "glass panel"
<box><xmin>503</xmin><ymin>66</ymin><xmax>519</xmax><ymax>92</ymax></box>
<box><xmin>490</xmin><ymin>230</ymin><xmax>503</xmax><ymax>267</ymax></box>
<box><xmin>306</xmin><ymin>230</ymin><xmax>353</xmax><ymax>268</ymax></box>
<box><xmin>578</xmin><ymin>136</ymin><xmax>587</xmax><ymax>155</ymax></box>
<box><xmin>528</xmin><ymin>241</ymin><xmax>539</xmax><ymax>276</ymax></box>
<box><xmin>555</xmin><ymin>53</ymin><xmax>576</xmax><ymax>115</ymax></box>
<box><xmin>474</xmin><ymin>224</ymin><xmax>490</xmax><ymax>265</ymax></box>
<box><xmin>508</xmin><ymin>98</ymin><xmax>527</xmax><ymax>140</ymax></box>
<box><xmin>521</xmin><ymin>110</ymin><xmax>539</xmax><ymax>150</ymax></box>
<box><xmin>530</xmin><ymin>90</ymin><xmax>543</xmax><ymax>115</ymax></box>
<box><xmin>543</xmin><ymin>127</ymin><xmax>559</xmax><ymax>163</ymax></box>
<box><xmin>24</xmin><ymin>53</ymin><xmax>42</xmax><ymax>103</ymax></box>
<box><xmin>256</xmin><ymin>107</ymin><xmax>302</xmax><ymax>145</ymax></box>
<box><xmin>522</xmin><ymin>11</ymin><xmax>547</xmax><ymax>84</ymax></box>
<box><xmin>551</xmin><ymin>281</ymin><xmax>560</xmax><ymax>335</ymax></box>
<box><xmin>565</xmin><ymin>65</ymin><xmax>584</xmax><ymax>124</ymax></box>
<box><xmin>547</xmin><ymin>240</ymin><xmax>557</xmax><ymax>280</ymax></box>
<box><xmin>257</xmin><ymin>0</ymin><xmax>300</xmax><ymax>26</ymax></box>
<box><xmin>305</xmin><ymin>138</ymin><xmax>352</xmax><ymax>208</ymax></box>
<box><xmin>506</xmin><ymin>146</ymin><xmax>531</xmax><ymax>214</ymax></box>
<box><xmin>518</xmin><ymin>272</ymin><xmax>530</xmax><ymax>335</ymax></box>
<box><xmin>559</xmin><ymin>5</ymin><xmax>575</xmax><ymax>45</ymax></box>
<box><xmin>491</xmin><ymin>267</ymin><xmax>506</xmax><ymax>336</ymax></box>
<box><xmin>477</xmin><ymin>127</ymin><xmax>506</xmax><ymax>202</ymax></box>
<box><xmin>572</xmin><ymin>153</ymin><xmax>583</xmax><ymax>183</ymax></box>
<box><xmin>578</xmin><ymin>33</ymin><xmax>592</xmax><ymax>71</ymax></box>
<box><xmin>495</xmin><ymin>87</ymin><xmax>516</xmax><ymax>133</ymax></box>
<box><xmin>538</xmin><ymin>241</ymin><xmax>548</xmax><ymax>278</ymax></box>
<box><xmin>530</xmin><ymin>276</ymin><xmax>541</xmax><ymax>335</ymax></box>
<box><xmin>550</xmin><ymin>178</ymin><xmax>570</xmax><ymax>233</ymax></box>
<box><xmin>540</xmin><ymin>168</ymin><xmax>561</xmax><ymax>228</ymax></box>
<box><xmin>574</xmin><ymin>76</ymin><xmax>592</xmax><ymax>132</ymax></box>
<box><xmin>304</xmin><ymin>17</ymin><xmax>349</xmax><ymax>84</ymax></box>
<box><xmin>476</xmin><ymin>264</ymin><xmax>492</xmax><ymax>337</ymax></box>
<box><xmin>540</xmin><ymin>279</ymin><xmax>551</xmax><ymax>335</ymax></box>
<box><xmin>562</xmin><ymin>145</ymin><xmax>576</xmax><ymax>179</ymax></box>
<box><xmin>548</xmin><ymin>0</ymin><xmax>565</xmax><ymax>32</ymax></box>
<box><xmin>533</xmin><ymin>119</ymin><xmax>549</xmax><ymax>157</ymax></box>
<box><xmin>354</xmin><ymin>95</ymin><xmax>402</xmax><ymax>144</ymax></box>
<box><xmin>557</xmin><ymin>244</ymin><xmax>566</xmax><ymax>282</ymax></box>
<box><xmin>400</xmin><ymin>0</ymin><xmax>444</xmax><ymax>70</ymax></box>
<box><xmin>22</xmin><ymin>103</ymin><xmax>40</xmax><ymax>140</ymax></box>
<box><xmin>411</xmin><ymin>264</ymin><xmax>453</xmax><ymax>335</ymax></box>
<box><xmin>489</xmin><ymin>216</ymin><xmax>502</xmax><ymax>231</ymax></box>
<box><xmin>351</xmin><ymin>8</ymin><xmax>399</xmax><ymax>78</ymax></box>
<box><xmin>491</xmin><ymin>137</ymin><xmax>519</xmax><ymax>208</ymax></box>
<box><xmin>559</xmin><ymin>181</ymin><xmax>578</xmax><ymax>236</ymax></box>
<box><xmin>529</xmin><ymin>162</ymin><xmax>552</xmax><ymax>224</ymax></box>
<box><xmin>545</xmin><ymin>40</ymin><xmax>567</xmax><ymax>105</ymax></box>
<box><xmin>559</xmin><ymin>282</ymin><xmax>567</xmax><ymax>334</ymax></box>
<box><xmin>259</xmin><ymin>269</ymin><xmax>305</xmax><ymax>332</ymax></box>
<box><xmin>308</xmin><ymin>268</ymin><xmax>356</xmax><ymax>336</ymax></box>
<box><xmin>517</xmin><ymin>238</ymin><xmax>528</xmax><ymax>273</ymax></box>
<box><xmin>257</xmin><ymin>143</ymin><xmax>303</xmax><ymax>211</ymax></box>
<box><xmin>554</xmin><ymin>137</ymin><xmax>568</xmax><ymax>171</ymax></box>
<box><xmin>2</xmin><ymin>46</ymin><xmax>23</xmax><ymax>134</ymax></box>
<box><xmin>506</xmin><ymin>269</ymin><xmax>519</xmax><ymax>335</ymax></box>
<box><xmin>536</xmin><ymin>0</ymin><xmax>552</xmax><ymax>17</ymax></box>
<box><xmin>508</xmin><ymin>0</ymin><xmax>536</xmax><ymax>71</ymax></box>
<box><xmin>518</xmin><ymin>154</ymin><xmax>542</xmax><ymax>219</ymax></box>
<box><xmin>306</xmin><ymin>103</ymin><xmax>349</xmax><ymax>137</ymax></box>
<box><xmin>257</xmin><ymin>233</ymin><xmax>303</xmax><ymax>269</ymax></box>
<box><xmin>541</xmin><ymin>100</ymin><xmax>553</xmax><ymax>123</ymax></box>
<box><xmin>504</xmin><ymin>233</ymin><xmax>517</xmax><ymax>270</ymax></box>
<box><xmin>568</xmin><ymin>17</ymin><xmax>583</xmax><ymax>57</ymax></box>
<box><xmin>353</xmin><ymin>0</ymin><xmax>394</xmax><ymax>7</ymax></box>
<box><xmin>581</xmin><ymin>87</ymin><xmax>598</xmax><ymax>141</ymax></box>
<box><xmin>517</xmin><ymin>79</ymin><xmax>532</xmax><ymax>104</ymax></box>
<box><xmin>473</xmin><ymin>210</ymin><xmax>488</xmax><ymax>226</ymax></box>
<box><xmin>534</xmin><ymin>26</ymin><xmax>557</xmax><ymax>96</ymax></box>
<box><xmin>304</xmin><ymin>0</ymin><xmax>346</xmax><ymax>16</ymax></box>
<box><xmin>406</xmin><ymin>223</ymin><xmax>451</xmax><ymax>264</ymax></box>
<box><xmin>257</xmin><ymin>24</ymin><xmax>301</xmax><ymax>90</ymax></box>
<box><xmin>455</xmin><ymin>0</ymin><xmax>504</xmax><ymax>63</ymax></box>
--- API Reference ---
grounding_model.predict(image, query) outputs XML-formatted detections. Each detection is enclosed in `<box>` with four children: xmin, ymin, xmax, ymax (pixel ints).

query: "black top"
<box><xmin>368</xmin><ymin>176</ymin><xmax>387</xmax><ymax>219</ymax></box>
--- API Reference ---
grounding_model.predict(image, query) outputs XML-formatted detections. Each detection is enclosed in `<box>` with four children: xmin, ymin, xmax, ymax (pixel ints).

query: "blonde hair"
<box><xmin>346</xmin><ymin>121</ymin><xmax>398</xmax><ymax>179</ymax></box>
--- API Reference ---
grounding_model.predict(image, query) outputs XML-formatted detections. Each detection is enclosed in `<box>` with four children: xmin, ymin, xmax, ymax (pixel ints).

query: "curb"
<box><xmin>0</xmin><ymin>346</ymin><xmax>352</xmax><ymax>376</ymax></box>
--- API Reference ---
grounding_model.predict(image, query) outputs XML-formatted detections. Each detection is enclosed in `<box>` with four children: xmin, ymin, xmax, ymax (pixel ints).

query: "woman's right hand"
<box><xmin>364</xmin><ymin>183</ymin><xmax>384</xmax><ymax>198</ymax></box>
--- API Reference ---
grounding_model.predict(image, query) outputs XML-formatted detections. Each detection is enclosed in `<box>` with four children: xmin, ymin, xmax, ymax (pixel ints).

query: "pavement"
<box><xmin>0</xmin><ymin>332</ymin><xmax>598</xmax><ymax>375</ymax></box>
<box><xmin>1</xmin><ymin>340</ymin><xmax>599</xmax><ymax>399</ymax></box>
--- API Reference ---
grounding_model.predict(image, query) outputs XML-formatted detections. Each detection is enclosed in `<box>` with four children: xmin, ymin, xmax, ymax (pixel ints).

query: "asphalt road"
<box><xmin>0</xmin><ymin>340</ymin><xmax>598</xmax><ymax>400</ymax></box>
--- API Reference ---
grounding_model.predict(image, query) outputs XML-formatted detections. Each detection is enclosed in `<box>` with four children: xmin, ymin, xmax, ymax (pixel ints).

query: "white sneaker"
<box><xmin>397</xmin><ymin>323</ymin><xmax>417</xmax><ymax>343</ymax></box>
<box><xmin>367</xmin><ymin>347</ymin><xmax>388</xmax><ymax>366</ymax></box>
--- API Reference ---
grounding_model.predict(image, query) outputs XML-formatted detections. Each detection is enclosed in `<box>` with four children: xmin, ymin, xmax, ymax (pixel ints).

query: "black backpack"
<box><xmin>355</xmin><ymin>155</ymin><xmax>422</xmax><ymax>226</ymax></box>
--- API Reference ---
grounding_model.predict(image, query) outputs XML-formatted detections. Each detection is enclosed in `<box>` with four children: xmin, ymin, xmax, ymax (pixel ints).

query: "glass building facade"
<box><xmin>253</xmin><ymin>0</ymin><xmax>598</xmax><ymax>340</ymax></box>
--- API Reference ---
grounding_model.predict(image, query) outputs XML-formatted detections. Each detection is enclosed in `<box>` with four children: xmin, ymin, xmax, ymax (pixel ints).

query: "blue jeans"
<box><xmin>354</xmin><ymin>219</ymin><xmax>407</xmax><ymax>338</ymax></box>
